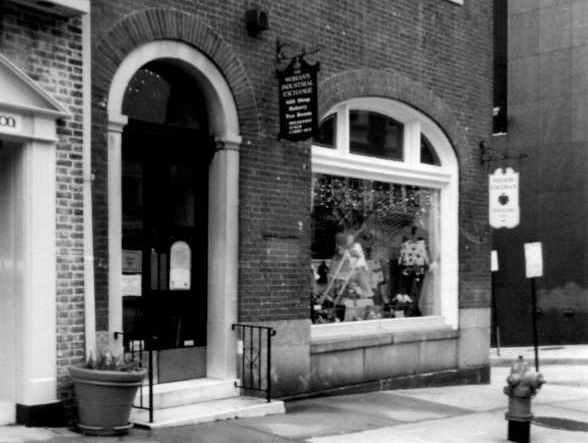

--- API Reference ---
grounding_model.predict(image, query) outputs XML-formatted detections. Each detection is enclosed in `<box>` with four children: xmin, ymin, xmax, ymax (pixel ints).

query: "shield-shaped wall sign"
<box><xmin>489</xmin><ymin>167</ymin><xmax>520</xmax><ymax>229</ymax></box>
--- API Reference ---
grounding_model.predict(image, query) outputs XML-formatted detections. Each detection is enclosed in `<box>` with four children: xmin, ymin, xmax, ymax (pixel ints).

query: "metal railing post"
<box><xmin>232</xmin><ymin>324</ymin><xmax>276</xmax><ymax>402</ymax></box>
<box><xmin>148</xmin><ymin>342</ymin><xmax>154</xmax><ymax>423</ymax></box>
<box><xmin>266</xmin><ymin>329</ymin><xmax>271</xmax><ymax>402</ymax></box>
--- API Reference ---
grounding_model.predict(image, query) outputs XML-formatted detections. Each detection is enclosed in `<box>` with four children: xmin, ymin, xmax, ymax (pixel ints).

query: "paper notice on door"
<box><xmin>122</xmin><ymin>274</ymin><xmax>142</xmax><ymax>296</ymax></box>
<box><xmin>170</xmin><ymin>241</ymin><xmax>191</xmax><ymax>290</ymax></box>
<box><xmin>122</xmin><ymin>250</ymin><xmax>142</xmax><ymax>274</ymax></box>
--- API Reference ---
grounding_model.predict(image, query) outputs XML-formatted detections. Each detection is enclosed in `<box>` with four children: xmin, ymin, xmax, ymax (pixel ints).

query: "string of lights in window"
<box><xmin>312</xmin><ymin>176</ymin><xmax>434</xmax><ymax>231</ymax></box>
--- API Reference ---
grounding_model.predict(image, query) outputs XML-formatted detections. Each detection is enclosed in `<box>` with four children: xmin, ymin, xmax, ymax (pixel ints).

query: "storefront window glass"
<box><xmin>421</xmin><ymin>134</ymin><xmax>441</xmax><ymax>166</ymax></box>
<box><xmin>311</xmin><ymin>98</ymin><xmax>458</xmax><ymax>327</ymax></box>
<box><xmin>311</xmin><ymin>174</ymin><xmax>441</xmax><ymax>323</ymax></box>
<box><xmin>349</xmin><ymin>111</ymin><xmax>403</xmax><ymax>160</ymax></box>
<box><xmin>314</xmin><ymin>114</ymin><xmax>336</xmax><ymax>148</ymax></box>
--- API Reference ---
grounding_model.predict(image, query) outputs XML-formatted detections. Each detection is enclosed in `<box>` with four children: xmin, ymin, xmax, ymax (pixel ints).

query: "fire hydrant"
<box><xmin>503</xmin><ymin>356</ymin><xmax>545</xmax><ymax>443</ymax></box>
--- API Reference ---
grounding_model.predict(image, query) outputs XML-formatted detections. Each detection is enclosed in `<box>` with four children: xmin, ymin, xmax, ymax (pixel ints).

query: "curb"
<box><xmin>491</xmin><ymin>358</ymin><xmax>588</xmax><ymax>367</ymax></box>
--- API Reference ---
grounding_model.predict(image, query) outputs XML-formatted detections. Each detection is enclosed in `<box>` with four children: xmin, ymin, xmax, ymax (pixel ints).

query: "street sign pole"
<box><xmin>491</xmin><ymin>250</ymin><xmax>501</xmax><ymax>356</ymax></box>
<box><xmin>491</xmin><ymin>273</ymin><xmax>501</xmax><ymax>356</ymax></box>
<box><xmin>524</xmin><ymin>241</ymin><xmax>543</xmax><ymax>372</ymax></box>
<box><xmin>530</xmin><ymin>277</ymin><xmax>539</xmax><ymax>372</ymax></box>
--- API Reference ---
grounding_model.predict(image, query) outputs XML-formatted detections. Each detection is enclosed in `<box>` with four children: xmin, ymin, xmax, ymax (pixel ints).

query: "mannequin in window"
<box><xmin>397</xmin><ymin>226</ymin><xmax>430</xmax><ymax>316</ymax></box>
<box><xmin>388</xmin><ymin>219</ymin><xmax>412</xmax><ymax>300</ymax></box>
<box><xmin>327</xmin><ymin>233</ymin><xmax>373</xmax><ymax>300</ymax></box>
<box><xmin>345</xmin><ymin>234</ymin><xmax>373</xmax><ymax>299</ymax></box>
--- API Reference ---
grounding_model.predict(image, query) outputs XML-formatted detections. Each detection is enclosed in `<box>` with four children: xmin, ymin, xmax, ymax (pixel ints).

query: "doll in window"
<box><xmin>397</xmin><ymin>226</ymin><xmax>430</xmax><ymax>316</ymax></box>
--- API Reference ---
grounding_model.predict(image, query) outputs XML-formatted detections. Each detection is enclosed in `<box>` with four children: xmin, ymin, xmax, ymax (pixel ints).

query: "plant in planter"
<box><xmin>68</xmin><ymin>352</ymin><xmax>147</xmax><ymax>436</ymax></box>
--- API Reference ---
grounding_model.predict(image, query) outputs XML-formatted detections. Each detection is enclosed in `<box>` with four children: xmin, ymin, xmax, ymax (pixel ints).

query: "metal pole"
<box><xmin>249</xmin><ymin>326</ymin><xmax>253</xmax><ymax>389</ymax></box>
<box><xmin>491</xmin><ymin>272</ymin><xmax>501</xmax><ymax>356</ymax></box>
<box><xmin>148</xmin><ymin>345</ymin><xmax>154</xmax><ymax>423</ymax></box>
<box><xmin>531</xmin><ymin>278</ymin><xmax>539</xmax><ymax>372</ymax></box>
<box><xmin>266</xmin><ymin>329</ymin><xmax>272</xmax><ymax>402</ymax></box>
<box><xmin>258</xmin><ymin>327</ymin><xmax>262</xmax><ymax>392</ymax></box>
<box><xmin>241</xmin><ymin>326</ymin><xmax>245</xmax><ymax>387</ymax></box>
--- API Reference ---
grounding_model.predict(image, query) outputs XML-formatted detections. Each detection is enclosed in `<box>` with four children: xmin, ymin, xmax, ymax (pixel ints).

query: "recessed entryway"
<box><xmin>107</xmin><ymin>40</ymin><xmax>241</xmax><ymax>382</ymax></box>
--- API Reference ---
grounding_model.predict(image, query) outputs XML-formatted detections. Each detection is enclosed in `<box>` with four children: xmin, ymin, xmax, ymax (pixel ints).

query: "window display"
<box><xmin>311</xmin><ymin>98</ymin><xmax>458</xmax><ymax>328</ymax></box>
<box><xmin>311</xmin><ymin>174</ymin><xmax>440</xmax><ymax>324</ymax></box>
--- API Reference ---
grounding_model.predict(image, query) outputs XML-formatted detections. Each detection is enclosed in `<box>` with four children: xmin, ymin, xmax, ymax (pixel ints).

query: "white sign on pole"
<box><xmin>489</xmin><ymin>168</ymin><xmax>520</xmax><ymax>229</ymax></box>
<box><xmin>524</xmin><ymin>242</ymin><xmax>543</xmax><ymax>278</ymax></box>
<box><xmin>491</xmin><ymin>250</ymin><xmax>499</xmax><ymax>272</ymax></box>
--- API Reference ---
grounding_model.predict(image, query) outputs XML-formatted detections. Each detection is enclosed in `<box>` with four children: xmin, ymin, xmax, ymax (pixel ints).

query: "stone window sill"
<box><xmin>310</xmin><ymin>317</ymin><xmax>459</xmax><ymax>354</ymax></box>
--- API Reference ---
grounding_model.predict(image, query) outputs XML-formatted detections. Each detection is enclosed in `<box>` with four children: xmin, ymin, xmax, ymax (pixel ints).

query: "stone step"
<box><xmin>135</xmin><ymin>378</ymin><xmax>240</xmax><ymax>410</ymax></box>
<box><xmin>131</xmin><ymin>396</ymin><xmax>285</xmax><ymax>429</ymax></box>
<box><xmin>0</xmin><ymin>401</ymin><xmax>14</xmax><ymax>426</ymax></box>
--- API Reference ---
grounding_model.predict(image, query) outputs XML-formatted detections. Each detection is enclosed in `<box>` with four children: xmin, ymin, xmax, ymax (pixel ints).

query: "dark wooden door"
<box><xmin>122</xmin><ymin>121</ymin><xmax>210</xmax><ymax>382</ymax></box>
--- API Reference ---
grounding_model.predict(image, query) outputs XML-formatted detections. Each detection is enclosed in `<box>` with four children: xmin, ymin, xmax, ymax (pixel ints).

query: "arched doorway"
<box><xmin>121</xmin><ymin>61</ymin><xmax>211</xmax><ymax>381</ymax></box>
<box><xmin>107</xmin><ymin>41</ymin><xmax>241</xmax><ymax>381</ymax></box>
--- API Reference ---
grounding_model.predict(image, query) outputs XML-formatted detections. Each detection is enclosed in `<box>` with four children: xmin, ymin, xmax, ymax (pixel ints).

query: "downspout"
<box><xmin>82</xmin><ymin>11</ymin><xmax>96</xmax><ymax>357</ymax></box>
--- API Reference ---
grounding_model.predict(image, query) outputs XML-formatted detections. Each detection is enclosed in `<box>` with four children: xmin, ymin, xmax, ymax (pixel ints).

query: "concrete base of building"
<box><xmin>280</xmin><ymin>365</ymin><xmax>490</xmax><ymax>401</ymax></box>
<box><xmin>0</xmin><ymin>401</ymin><xmax>15</xmax><ymax>426</ymax></box>
<box><xmin>16</xmin><ymin>401</ymin><xmax>65</xmax><ymax>427</ymax></box>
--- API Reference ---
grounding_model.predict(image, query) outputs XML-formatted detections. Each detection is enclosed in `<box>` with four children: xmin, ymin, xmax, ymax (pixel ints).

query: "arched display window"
<box><xmin>311</xmin><ymin>98</ymin><xmax>458</xmax><ymax>332</ymax></box>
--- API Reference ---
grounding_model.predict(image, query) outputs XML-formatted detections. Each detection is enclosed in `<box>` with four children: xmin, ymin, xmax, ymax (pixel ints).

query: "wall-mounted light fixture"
<box><xmin>246</xmin><ymin>8</ymin><xmax>269</xmax><ymax>36</ymax></box>
<box><xmin>479</xmin><ymin>140</ymin><xmax>527</xmax><ymax>165</ymax></box>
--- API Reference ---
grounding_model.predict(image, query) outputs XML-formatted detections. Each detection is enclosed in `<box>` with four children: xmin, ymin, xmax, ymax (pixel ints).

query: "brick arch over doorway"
<box><xmin>91</xmin><ymin>8</ymin><xmax>256</xmax><ymax>337</ymax></box>
<box><xmin>93</xmin><ymin>7</ymin><xmax>258</xmax><ymax>137</ymax></box>
<box><xmin>318</xmin><ymin>69</ymin><xmax>470</xmax><ymax>165</ymax></box>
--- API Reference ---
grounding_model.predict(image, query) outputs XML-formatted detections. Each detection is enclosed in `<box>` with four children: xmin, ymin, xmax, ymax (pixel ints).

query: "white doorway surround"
<box><xmin>0</xmin><ymin>53</ymin><xmax>70</xmax><ymax>424</ymax></box>
<box><xmin>107</xmin><ymin>40</ymin><xmax>241</xmax><ymax>380</ymax></box>
<box><xmin>107</xmin><ymin>40</ymin><xmax>285</xmax><ymax>427</ymax></box>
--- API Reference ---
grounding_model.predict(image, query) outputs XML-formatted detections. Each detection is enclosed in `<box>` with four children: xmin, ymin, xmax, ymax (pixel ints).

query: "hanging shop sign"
<box><xmin>277</xmin><ymin>56</ymin><xmax>319</xmax><ymax>141</ymax></box>
<box><xmin>489</xmin><ymin>167</ymin><xmax>520</xmax><ymax>228</ymax></box>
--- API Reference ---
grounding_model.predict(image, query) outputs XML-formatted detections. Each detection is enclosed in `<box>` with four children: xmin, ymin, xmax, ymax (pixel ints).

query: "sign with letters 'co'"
<box><xmin>0</xmin><ymin>112</ymin><xmax>21</xmax><ymax>134</ymax></box>
<box><xmin>277</xmin><ymin>57</ymin><xmax>319</xmax><ymax>141</ymax></box>
<box><xmin>489</xmin><ymin>167</ymin><xmax>520</xmax><ymax>229</ymax></box>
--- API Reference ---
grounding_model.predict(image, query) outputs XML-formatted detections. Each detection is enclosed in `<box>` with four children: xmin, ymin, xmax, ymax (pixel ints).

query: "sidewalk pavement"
<box><xmin>2</xmin><ymin>345</ymin><xmax>586</xmax><ymax>443</ymax></box>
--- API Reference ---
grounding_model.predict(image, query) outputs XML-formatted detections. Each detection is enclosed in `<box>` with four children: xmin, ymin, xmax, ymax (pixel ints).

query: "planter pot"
<box><xmin>69</xmin><ymin>366</ymin><xmax>147</xmax><ymax>436</ymax></box>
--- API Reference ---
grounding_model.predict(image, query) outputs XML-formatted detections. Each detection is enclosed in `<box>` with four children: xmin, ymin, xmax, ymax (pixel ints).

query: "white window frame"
<box><xmin>10</xmin><ymin>0</ymin><xmax>89</xmax><ymax>16</ymax></box>
<box><xmin>311</xmin><ymin>97</ymin><xmax>458</xmax><ymax>338</ymax></box>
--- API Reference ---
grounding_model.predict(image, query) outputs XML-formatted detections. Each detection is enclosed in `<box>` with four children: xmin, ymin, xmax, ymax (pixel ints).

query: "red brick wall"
<box><xmin>0</xmin><ymin>3</ymin><xmax>86</xmax><ymax>410</ymax></box>
<box><xmin>90</xmin><ymin>0</ymin><xmax>493</xmax><ymax>326</ymax></box>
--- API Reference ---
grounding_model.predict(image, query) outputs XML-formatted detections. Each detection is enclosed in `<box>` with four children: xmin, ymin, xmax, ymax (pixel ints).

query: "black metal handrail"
<box><xmin>116</xmin><ymin>332</ymin><xmax>155</xmax><ymax>423</ymax></box>
<box><xmin>231</xmin><ymin>323</ymin><xmax>276</xmax><ymax>402</ymax></box>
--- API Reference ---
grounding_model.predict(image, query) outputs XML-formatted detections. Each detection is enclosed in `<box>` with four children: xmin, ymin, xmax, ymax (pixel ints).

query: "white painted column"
<box><xmin>207</xmin><ymin>136</ymin><xmax>240</xmax><ymax>380</ymax></box>
<box><xmin>82</xmin><ymin>11</ymin><xmax>96</xmax><ymax>358</ymax></box>
<box><xmin>107</xmin><ymin>116</ymin><xmax>127</xmax><ymax>353</ymax></box>
<box><xmin>18</xmin><ymin>140</ymin><xmax>57</xmax><ymax>405</ymax></box>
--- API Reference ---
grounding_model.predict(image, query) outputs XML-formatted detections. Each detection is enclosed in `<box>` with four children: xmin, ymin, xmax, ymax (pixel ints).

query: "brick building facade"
<box><xmin>0</xmin><ymin>0</ymin><xmax>493</xmax><ymax>428</ymax></box>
